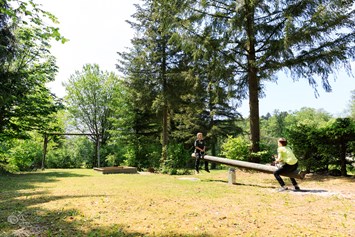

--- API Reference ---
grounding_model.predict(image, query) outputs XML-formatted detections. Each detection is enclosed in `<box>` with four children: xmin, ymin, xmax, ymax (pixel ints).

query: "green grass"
<box><xmin>0</xmin><ymin>169</ymin><xmax>354</xmax><ymax>236</ymax></box>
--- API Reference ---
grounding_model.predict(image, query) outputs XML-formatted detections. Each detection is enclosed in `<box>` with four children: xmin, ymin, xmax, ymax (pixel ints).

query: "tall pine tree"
<box><xmin>118</xmin><ymin>0</ymin><xmax>193</xmax><ymax>162</ymax></box>
<box><xmin>187</xmin><ymin>0</ymin><xmax>355</xmax><ymax>154</ymax></box>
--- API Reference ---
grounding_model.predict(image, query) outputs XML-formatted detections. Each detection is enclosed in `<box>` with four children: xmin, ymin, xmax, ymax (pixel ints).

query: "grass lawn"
<box><xmin>0</xmin><ymin>168</ymin><xmax>354</xmax><ymax>237</ymax></box>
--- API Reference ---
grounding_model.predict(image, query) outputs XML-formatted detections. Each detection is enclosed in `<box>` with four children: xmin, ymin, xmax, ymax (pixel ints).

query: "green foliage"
<box><xmin>285</xmin><ymin>108</ymin><xmax>335</xmax><ymax>172</ymax></box>
<box><xmin>65</xmin><ymin>64</ymin><xmax>117</xmax><ymax>141</ymax></box>
<box><xmin>160</xmin><ymin>143</ymin><xmax>191</xmax><ymax>174</ymax></box>
<box><xmin>3</xmin><ymin>0</ymin><xmax>354</xmax><ymax>174</ymax></box>
<box><xmin>286</xmin><ymin>123</ymin><xmax>319</xmax><ymax>170</ymax></box>
<box><xmin>320</xmin><ymin>118</ymin><xmax>355</xmax><ymax>176</ymax></box>
<box><xmin>64</xmin><ymin>64</ymin><xmax>121</xmax><ymax>167</ymax></box>
<box><xmin>118</xmin><ymin>0</ymin><xmax>195</xmax><ymax>161</ymax></box>
<box><xmin>118</xmin><ymin>0</ymin><xmax>242</xmax><ymax>165</ymax></box>
<box><xmin>250</xmin><ymin>151</ymin><xmax>272</xmax><ymax>164</ymax></box>
<box><xmin>0</xmin><ymin>132</ymin><xmax>43</xmax><ymax>172</ymax></box>
<box><xmin>350</xmin><ymin>90</ymin><xmax>355</xmax><ymax>119</ymax></box>
<box><xmin>220</xmin><ymin>135</ymin><xmax>274</xmax><ymax>163</ymax></box>
<box><xmin>0</xmin><ymin>108</ymin><xmax>67</xmax><ymax>173</ymax></box>
<box><xmin>120</xmin><ymin>137</ymin><xmax>161</xmax><ymax>170</ymax></box>
<box><xmin>261</xmin><ymin>110</ymin><xmax>289</xmax><ymax>138</ymax></box>
<box><xmin>0</xmin><ymin>0</ymin><xmax>66</xmax><ymax>139</ymax></box>
<box><xmin>252</xmin><ymin>141</ymin><xmax>275</xmax><ymax>164</ymax></box>
<box><xmin>261</xmin><ymin>108</ymin><xmax>355</xmax><ymax>176</ymax></box>
<box><xmin>99</xmin><ymin>143</ymin><xmax>126</xmax><ymax>167</ymax></box>
<box><xmin>46</xmin><ymin>137</ymin><xmax>94</xmax><ymax>169</ymax></box>
<box><xmin>221</xmin><ymin>136</ymin><xmax>250</xmax><ymax>161</ymax></box>
<box><xmin>122</xmin><ymin>146</ymin><xmax>137</xmax><ymax>167</ymax></box>
<box><xmin>105</xmin><ymin>154</ymin><xmax>117</xmax><ymax>167</ymax></box>
<box><xmin>46</xmin><ymin>149</ymin><xmax>73</xmax><ymax>169</ymax></box>
<box><xmin>7</xmin><ymin>139</ymin><xmax>42</xmax><ymax>171</ymax></box>
<box><xmin>186</xmin><ymin>0</ymin><xmax>355</xmax><ymax>152</ymax></box>
<box><xmin>0</xmin><ymin>139</ymin><xmax>12</xmax><ymax>173</ymax></box>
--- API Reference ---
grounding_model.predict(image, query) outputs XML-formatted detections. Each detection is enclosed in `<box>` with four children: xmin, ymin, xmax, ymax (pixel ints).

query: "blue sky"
<box><xmin>40</xmin><ymin>0</ymin><xmax>354</xmax><ymax>118</ymax></box>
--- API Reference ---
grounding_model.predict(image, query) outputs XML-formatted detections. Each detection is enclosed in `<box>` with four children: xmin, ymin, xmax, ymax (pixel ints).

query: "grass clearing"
<box><xmin>0</xmin><ymin>169</ymin><xmax>354</xmax><ymax>236</ymax></box>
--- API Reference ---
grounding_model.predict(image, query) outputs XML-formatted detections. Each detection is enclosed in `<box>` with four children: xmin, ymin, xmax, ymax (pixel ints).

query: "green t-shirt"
<box><xmin>277</xmin><ymin>146</ymin><xmax>298</xmax><ymax>165</ymax></box>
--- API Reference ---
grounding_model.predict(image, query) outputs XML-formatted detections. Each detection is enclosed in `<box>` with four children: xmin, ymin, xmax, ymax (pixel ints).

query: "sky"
<box><xmin>38</xmin><ymin>0</ymin><xmax>354</xmax><ymax>118</ymax></box>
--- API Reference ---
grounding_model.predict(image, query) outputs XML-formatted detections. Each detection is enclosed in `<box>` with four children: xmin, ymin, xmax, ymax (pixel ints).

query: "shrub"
<box><xmin>160</xmin><ymin>143</ymin><xmax>191</xmax><ymax>174</ymax></box>
<box><xmin>220</xmin><ymin>136</ymin><xmax>250</xmax><ymax>161</ymax></box>
<box><xmin>7</xmin><ymin>139</ymin><xmax>42</xmax><ymax>171</ymax></box>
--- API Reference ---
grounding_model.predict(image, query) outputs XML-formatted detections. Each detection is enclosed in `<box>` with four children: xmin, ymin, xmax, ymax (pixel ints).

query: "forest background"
<box><xmin>1</xmin><ymin>0</ymin><xmax>354</xmax><ymax>176</ymax></box>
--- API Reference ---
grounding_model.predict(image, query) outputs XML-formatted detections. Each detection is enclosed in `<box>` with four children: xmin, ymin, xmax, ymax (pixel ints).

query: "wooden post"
<box><xmin>228</xmin><ymin>168</ymin><xmax>236</xmax><ymax>185</ymax></box>
<box><xmin>96</xmin><ymin>134</ymin><xmax>100</xmax><ymax>168</ymax></box>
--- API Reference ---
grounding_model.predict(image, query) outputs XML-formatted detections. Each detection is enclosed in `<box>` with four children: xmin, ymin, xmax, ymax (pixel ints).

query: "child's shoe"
<box><xmin>294</xmin><ymin>185</ymin><xmax>301</xmax><ymax>191</ymax></box>
<box><xmin>277</xmin><ymin>186</ymin><xmax>288</xmax><ymax>192</ymax></box>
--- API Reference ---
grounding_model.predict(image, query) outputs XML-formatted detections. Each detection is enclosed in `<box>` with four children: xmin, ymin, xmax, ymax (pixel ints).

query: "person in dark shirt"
<box><xmin>194</xmin><ymin>132</ymin><xmax>209</xmax><ymax>173</ymax></box>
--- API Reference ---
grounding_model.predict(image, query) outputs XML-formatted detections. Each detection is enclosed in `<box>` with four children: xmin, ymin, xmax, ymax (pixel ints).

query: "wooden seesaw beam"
<box><xmin>192</xmin><ymin>153</ymin><xmax>306</xmax><ymax>179</ymax></box>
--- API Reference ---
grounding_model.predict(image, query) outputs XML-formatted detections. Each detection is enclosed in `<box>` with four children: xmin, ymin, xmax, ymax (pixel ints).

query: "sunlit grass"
<box><xmin>0</xmin><ymin>169</ymin><xmax>354</xmax><ymax>236</ymax></box>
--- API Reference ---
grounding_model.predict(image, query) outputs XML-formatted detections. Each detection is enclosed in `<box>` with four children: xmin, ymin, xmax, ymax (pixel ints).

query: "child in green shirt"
<box><xmin>274</xmin><ymin>138</ymin><xmax>300</xmax><ymax>192</ymax></box>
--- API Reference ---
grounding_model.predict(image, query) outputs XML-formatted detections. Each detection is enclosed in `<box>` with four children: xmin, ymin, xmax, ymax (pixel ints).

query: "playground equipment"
<box><xmin>192</xmin><ymin>154</ymin><xmax>306</xmax><ymax>179</ymax></box>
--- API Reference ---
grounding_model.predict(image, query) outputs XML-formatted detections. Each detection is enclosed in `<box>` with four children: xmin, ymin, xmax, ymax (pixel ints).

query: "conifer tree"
<box><xmin>187</xmin><ymin>0</ymin><xmax>355</xmax><ymax>154</ymax></box>
<box><xmin>118</xmin><ymin>0</ymin><xmax>192</xmax><ymax>162</ymax></box>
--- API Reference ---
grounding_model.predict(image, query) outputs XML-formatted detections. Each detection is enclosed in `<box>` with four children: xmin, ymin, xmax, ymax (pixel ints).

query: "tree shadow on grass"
<box><xmin>0</xmin><ymin>170</ymin><xmax>91</xmax><ymax>215</ymax></box>
<box><xmin>0</xmin><ymin>170</ymin><xmax>214</xmax><ymax>237</ymax></box>
<box><xmin>0</xmin><ymin>170</ymin><xmax>89</xmax><ymax>236</ymax></box>
<box><xmin>1</xmin><ymin>205</ymin><xmax>214</xmax><ymax>237</ymax></box>
<box><xmin>0</xmin><ymin>170</ymin><xmax>89</xmax><ymax>191</ymax></box>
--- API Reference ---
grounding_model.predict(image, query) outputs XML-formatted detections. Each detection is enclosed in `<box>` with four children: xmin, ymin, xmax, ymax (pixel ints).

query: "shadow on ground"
<box><xmin>288</xmin><ymin>189</ymin><xmax>328</xmax><ymax>193</ymax></box>
<box><xmin>1</xmin><ymin>205</ymin><xmax>213</xmax><ymax>237</ymax></box>
<box><xmin>0</xmin><ymin>170</ymin><xmax>213</xmax><ymax>237</ymax></box>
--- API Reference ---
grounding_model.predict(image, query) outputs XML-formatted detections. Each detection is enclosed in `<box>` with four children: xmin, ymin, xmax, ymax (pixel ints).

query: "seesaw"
<box><xmin>192</xmin><ymin>153</ymin><xmax>306</xmax><ymax>179</ymax></box>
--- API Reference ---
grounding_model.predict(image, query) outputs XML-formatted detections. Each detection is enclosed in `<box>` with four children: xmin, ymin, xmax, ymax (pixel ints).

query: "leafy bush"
<box><xmin>7</xmin><ymin>139</ymin><xmax>42</xmax><ymax>171</ymax></box>
<box><xmin>220</xmin><ymin>136</ymin><xmax>250</xmax><ymax>161</ymax></box>
<box><xmin>250</xmin><ymin>150</ymin><xmax>273</xmax><ymax>164</ymax></box>
<box><xmin>220</xmin><ymin>136</ymin><xmax>274</xmax><ymax>164</ymax></box>
<box><xmin>105</xmin><ymin>154</ymin><xmax>117</xmax><ymax>166</ymax></box>
<box><xmin>167</xmin><ymin>143</ymin><xmax>191</xmax><ymax>168</ymax></box>
<box><xmin>123</xmin><ymin>139</ymin><xmax>161</xmax><ymax>170</ymax></box>
<box><xmin>46</xmin><ymin>149</ymin><xmax>73</xmax><ymax>168</ymax></box>
<box><xmin>46</xmin><ymin>137</ymin><xmax>94</xmax><ymax>168</ymax></box>
<box><xmin>160</xmin><ymin>143</ymin><xmax>191</xmax><ymax>174</ymax></box>
<box><xmin>101</xmin><ymin>143</ymin><xmax>127</xmax><ymax>167</ymax></box>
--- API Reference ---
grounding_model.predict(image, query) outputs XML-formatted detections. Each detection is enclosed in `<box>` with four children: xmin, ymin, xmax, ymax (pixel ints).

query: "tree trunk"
<box><xmin>207</xmin><ymin>81</ymin><xmax>217</xmax><ymax>169</ymax></box>
<box><xmin>248</xmin><ymin>72</ymin><xmax>260</xmax><ymax>154</ymax></box>
<box><xmin>96</xmin><ymin>135</ymin><xmax>100</xmax><ymax>168</ymax></box>
<box><xmin>162</xmin><ymin>103</ymin><xmax>168</xmax><ymax>162</ymax></box>
<box><xmin>161</xmin><ymin>40</ymin><xmax>168</xmax><ymax>162</ymax></box>
<box><xmin>41</xmin><ymin>134</ymin><xmax>48</xmax><ymax>170</ymax></box>
<box><xmin>245</xmin><ymin>1</ymin><xmax>260</xmax><ymax>155</ymax></box>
